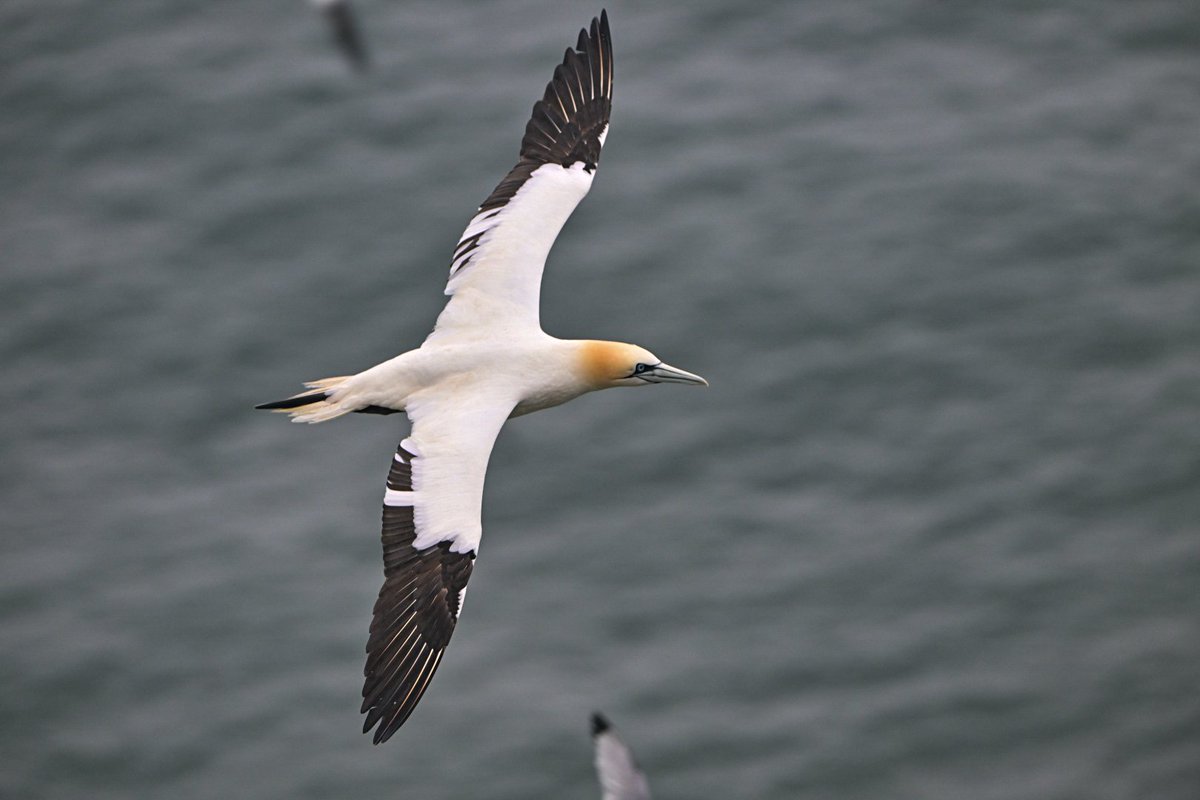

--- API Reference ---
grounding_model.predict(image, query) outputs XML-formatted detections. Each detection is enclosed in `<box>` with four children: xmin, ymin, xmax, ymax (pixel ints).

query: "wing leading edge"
<box><xmin>430</xmin><ymin>11</ymin><xmax>614</xmax><ymax>338</ymax></box>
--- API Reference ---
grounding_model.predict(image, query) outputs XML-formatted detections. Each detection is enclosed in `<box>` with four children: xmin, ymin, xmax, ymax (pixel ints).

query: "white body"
<box><xmin>328</xmin><ymin>331</ymin><xmax>595</xmax><ymax>421</ymax></box>
<box><xmin>320</xmin><ymin>333</ymin><xmax>610</xmax><ymax>555</ymax></box>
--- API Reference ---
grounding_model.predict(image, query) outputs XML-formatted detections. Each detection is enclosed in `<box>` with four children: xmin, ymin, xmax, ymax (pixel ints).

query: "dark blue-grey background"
<box><xmin>3</xmin><ymin>1</ymin><xmax>1198</xmax><ymax>797</ymax></box>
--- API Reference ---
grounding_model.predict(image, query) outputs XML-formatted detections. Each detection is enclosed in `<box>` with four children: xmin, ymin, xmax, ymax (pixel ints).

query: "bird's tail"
<box><xmin>255</xmin><ymin>376</ymin><xmax>354</xmax><ymax>423</ymax></box>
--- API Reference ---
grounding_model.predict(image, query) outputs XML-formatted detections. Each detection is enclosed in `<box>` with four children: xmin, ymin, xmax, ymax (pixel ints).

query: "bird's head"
<box><xmin>578</xmin><ymin>340</ymin><xmax>708</xmax><ymax>389</ymax></box>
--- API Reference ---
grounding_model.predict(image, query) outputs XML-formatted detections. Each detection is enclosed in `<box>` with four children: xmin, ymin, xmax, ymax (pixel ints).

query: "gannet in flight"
<box><xmin>311</xmin><ymin>0</ymin><xmax>369</xmax><ymax>71</ymax></box>
<box><xmin>257</xmin><ymin>10</ymin><xmax>706</xmax><ymax>744</ymax></box>
<box><xmin>592</xmin><ymin>713</ymin><xmax>652</xmax><ymax>800</ymax></box>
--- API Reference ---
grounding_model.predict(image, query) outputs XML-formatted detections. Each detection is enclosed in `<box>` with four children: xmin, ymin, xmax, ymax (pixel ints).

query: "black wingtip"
<box><xmin>591</xmin><ymin>712</ymin><xmax>611</xmax><ymax>736</ymax></box>
<box><xmin>590</xmin><ymin>10</ymin><xmax>610</xmax><ymax>53</ymax></box>
<box><xmin>475</xmin><ymin>9</ymin><xmax>614</xmax><ymax>213</ymax></box>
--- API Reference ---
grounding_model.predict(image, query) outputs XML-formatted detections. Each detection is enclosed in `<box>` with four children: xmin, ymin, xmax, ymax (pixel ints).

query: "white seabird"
<box><xmin>257</xmin><ymin>10</ymin><xmax>706</xmax><ymax>744</ymax></box>
<box><xmin>592</xmin><ymin>713</ymin><xmax>652</xmax><ymax>800</ymax></box>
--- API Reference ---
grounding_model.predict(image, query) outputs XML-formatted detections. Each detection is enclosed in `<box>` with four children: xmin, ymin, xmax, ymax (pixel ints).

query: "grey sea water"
<box><xmin>2</xmin><ymin>1</ymin><xmax>1198</xmax><ymax>798</ymax></box>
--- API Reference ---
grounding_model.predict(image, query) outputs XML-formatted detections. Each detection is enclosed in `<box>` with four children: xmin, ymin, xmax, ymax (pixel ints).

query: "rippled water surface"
<box><xmin>3</xmin><ymin>1</ymin><xmax>1198</xmax><ymax>797</ymax></box>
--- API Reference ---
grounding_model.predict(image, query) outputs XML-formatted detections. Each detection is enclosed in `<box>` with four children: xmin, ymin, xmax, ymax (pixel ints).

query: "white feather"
<box><xmin>431</xmin><ymin>162</ymin><xmax>595</xmax><ymax>338</ymax></box>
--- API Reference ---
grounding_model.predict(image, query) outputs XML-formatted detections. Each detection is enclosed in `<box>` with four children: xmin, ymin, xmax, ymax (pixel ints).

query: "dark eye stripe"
<box><xmin>629</xmin><ymin>362</ymin><xmax>661</xmax><ymax>378</ymax></box>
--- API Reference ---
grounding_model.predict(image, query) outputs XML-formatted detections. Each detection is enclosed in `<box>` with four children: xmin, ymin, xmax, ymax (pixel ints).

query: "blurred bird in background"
<box><xmin>312</xmin><ymin>0</ymin><xmax>369</xmax><ymax>70</ymax></box>
<box><xmin>592</xmin><ymin>713</ymin><xmax>652</xmax><ymax>800</ymax></box>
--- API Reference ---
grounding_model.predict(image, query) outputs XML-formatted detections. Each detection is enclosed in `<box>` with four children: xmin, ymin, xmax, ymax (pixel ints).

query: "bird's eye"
<box><xmin>633</xmin><ymin>363</ymin><xmax>648</xmax><ymax>374</ymax></box>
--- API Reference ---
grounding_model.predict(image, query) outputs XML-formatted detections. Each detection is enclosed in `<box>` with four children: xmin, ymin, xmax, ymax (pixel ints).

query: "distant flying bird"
<box><xmin>311</xmin><ymin>0</ymin><xmax>368</xmax><ymax>71</ymax></box>
<box><xmin>592</xmin><ymin>713</ymin><xmax>652</xmax><ymax>800</ymax></box>
<box><xmin>257</xmin><ymin>10</ymin><xmax>706</xmax><ymax>744</ymax></box>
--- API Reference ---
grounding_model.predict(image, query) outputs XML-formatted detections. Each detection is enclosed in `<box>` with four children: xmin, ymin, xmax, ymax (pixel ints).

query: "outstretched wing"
<box><xmin>428</xmin><ymin>11</ymin><xmax>614</xmax><ymax>339</ymax></box>
<box><xmin>361</xmin><ymin>388</ymin><xmax>516</xmax><ymax>743</ymax></box>
<box><xmin>592</xmin><ymin>713</ymin><xmax>652</xmax><ymax>800</ymax></box>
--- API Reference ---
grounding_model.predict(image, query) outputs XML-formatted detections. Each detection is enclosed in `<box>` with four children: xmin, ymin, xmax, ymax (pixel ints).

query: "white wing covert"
<box><xmin>429</xmin><ymin>11</ymin><xmax>614</xmax><ymax>339</ymax></box>
<box><xmin>360</xmin><ymin>387</ymin><xmax>516</xmax><ymax>743</ymax></box>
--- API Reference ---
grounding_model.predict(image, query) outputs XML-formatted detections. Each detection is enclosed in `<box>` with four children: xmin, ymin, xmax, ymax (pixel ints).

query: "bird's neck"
<box><xmin>571</xmin><ymin>339</ymin><xmax>634</xmax><ymax>389</ymax></box>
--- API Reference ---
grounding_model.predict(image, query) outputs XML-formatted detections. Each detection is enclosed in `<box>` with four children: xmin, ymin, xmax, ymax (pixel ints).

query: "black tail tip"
<box><xmin>591</xmin><ymin>712</ymin><xmax>610</xmax><ymax>736</ymax></box>
<box><xmin>254</xmin><ymin>392</ymin><xmax>327</xmax><ymax>411</ymax></box>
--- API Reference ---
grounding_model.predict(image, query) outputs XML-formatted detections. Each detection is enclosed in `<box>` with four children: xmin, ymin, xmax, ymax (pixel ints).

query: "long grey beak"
<box><xmin>644</xmin><ymin>362</ymin><xmax>708</xmax><ymax>386</ymax></box>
